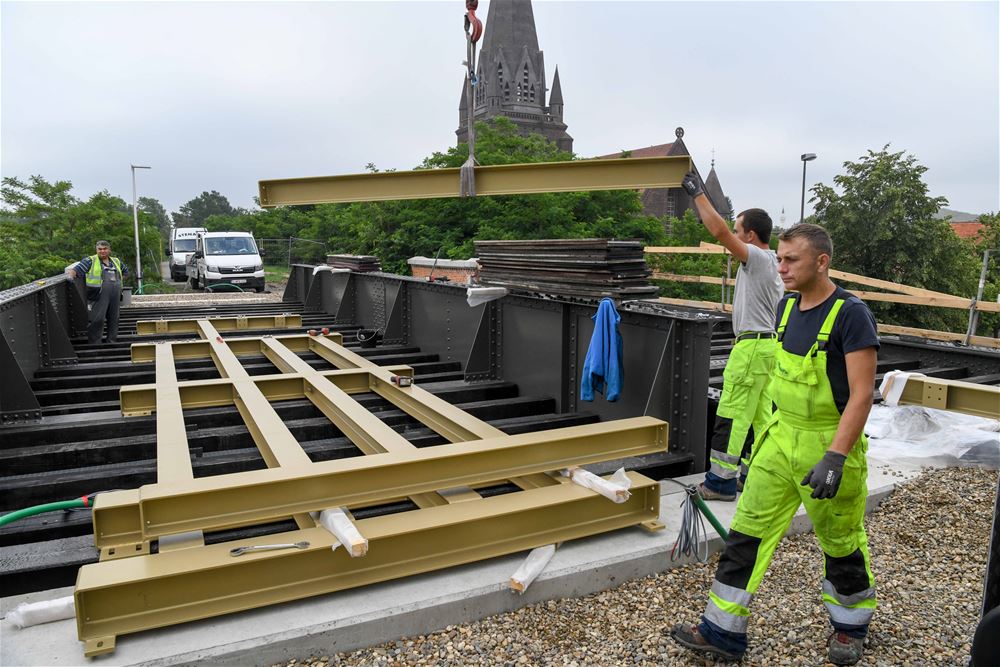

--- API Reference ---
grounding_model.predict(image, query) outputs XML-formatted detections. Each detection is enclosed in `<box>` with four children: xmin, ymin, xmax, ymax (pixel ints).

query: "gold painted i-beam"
<box><xmin>77</xmin><ymin>472</ymin><xmax>660</xmax><ymax>656</ymax></box>
<box><xmin>258</xmin><ymin>156</ymin><xmax>692</xmax><ymax>207</ymax></box>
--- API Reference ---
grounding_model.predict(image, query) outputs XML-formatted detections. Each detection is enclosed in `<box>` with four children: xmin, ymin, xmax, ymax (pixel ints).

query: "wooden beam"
<box><xmin>652</xmin><ymin>273</ymin><xmax>726</xmax><ymax>285</ymax></box>
<box><xmin>877</xmin><ymin>324</ymin><xmax>1000</xmax><ymax>349</ymax></box>
<box><xmin>829</xmin><ymin>269</ymin><xmax>958</xmax><ymax>299</ymax></box>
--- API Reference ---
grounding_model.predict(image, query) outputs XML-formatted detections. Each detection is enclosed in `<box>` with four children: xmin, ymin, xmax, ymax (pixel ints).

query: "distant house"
<box><xmin>950</xmin><ymin>221</ymin><xmax>984</xmax><ymax>241</ymax></box>
<box><xmin>595</xmin><ymin>127</ymin><xmax>732</xmax><ymax>221</ymax></box>
<box><xmin>936</xmin><ymin>208</ymin><xmax>984</xmax><ymax>242</ymax></box>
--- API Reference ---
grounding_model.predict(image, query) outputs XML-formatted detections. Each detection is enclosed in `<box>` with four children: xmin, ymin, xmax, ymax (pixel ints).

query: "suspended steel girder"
<box><xmin>76</xmin><ymin>471</ymin><xmax>660</xmax><ymax>657</ymax></box>
<box><xmin>91</xmin><ymin>416</ymin><xmax>667</xmax><ymax>548</ymax></box>
<box><xmin>257</xmin><ymin>156</ymin><xmax>692</xmax><ymax>207</ymax></box>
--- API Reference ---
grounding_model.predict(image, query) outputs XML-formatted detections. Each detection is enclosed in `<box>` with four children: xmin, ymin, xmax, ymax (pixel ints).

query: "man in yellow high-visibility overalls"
<box><xmin>671</xmin><ymin>224</ymin><xmax>880</xmax><ymax>666</ymax></box>
<box><xmin>681</xmin><ymin>171</ymin><xmax>784</xmax><ymax>501</ymax></box>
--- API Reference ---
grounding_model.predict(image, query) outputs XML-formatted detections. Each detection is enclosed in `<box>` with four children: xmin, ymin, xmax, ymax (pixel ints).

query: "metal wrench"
<box><xmin>229</xmin><ymin>541</ymin><xmax>310</xmax><ymax>557</ymax></box>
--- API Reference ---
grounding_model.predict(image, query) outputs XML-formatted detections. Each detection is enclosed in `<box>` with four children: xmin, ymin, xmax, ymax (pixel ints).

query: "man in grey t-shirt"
<box><xmin>681</xmin><ymin>171</ymin><xmax>784</xmax><ymax>500</ymax></box>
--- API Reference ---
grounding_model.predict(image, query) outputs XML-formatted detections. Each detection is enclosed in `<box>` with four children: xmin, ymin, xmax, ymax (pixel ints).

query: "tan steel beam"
<box><xmin>894</xmin><ymin>376</ymin><xmax>1000</xmax><ymax>419</ymax></box>
<box><xmin>257</xmin><ymin>156</ymin><xmax>692</xmax><ymax>207</ymax></box>
<box><xmin>135</xmin><ymin>314</ymin><xmax>303</xmax><ymax>335</ymax></box>
<box><xmin>77</xmin><ymin>471</ymin><xmax>660</xmax><ymax>656</ymax></box>
<box><xmin>309</xmin><ymin>335</ymin><xmax>553</xmax><ymax>490</ymax></box>
<box><xmin>258</xmin><ymin>336</ymin><xmax>449</xmax><ymax>508</ymax></box>
<box><xmin>119</xmin><ymin>366</ymin><xmax>414</xmax><ymax>416</ymax></box>
<box><xmin>90</xmin><ymin>417</ymin><xmax>667</xmax><ymax>548</ymax></box>
<box><xmin>131</xmin><ymin>331</ymin><xmax>344</xmax><ymax>363</ymax></box>
<box><xmin>154</xmin><ymin>344</ymin><xmax>194</xmax><ymax>483</ymax></box>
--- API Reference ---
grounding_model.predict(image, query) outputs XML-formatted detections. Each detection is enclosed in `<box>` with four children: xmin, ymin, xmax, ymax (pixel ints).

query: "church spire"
<box><xmin>480</xmin><ymin>0</ymin><xmax>540</xmax><ymax>56</ymax></box>
<box><xmin>549</xmin><ymin>67</ymin><xmax>564</xmax><ymax>107</ymax></box>
<box><xmin>455</xmin><ymin>0</ymin><xmax>572</xmax><ymax>152</ymax></box>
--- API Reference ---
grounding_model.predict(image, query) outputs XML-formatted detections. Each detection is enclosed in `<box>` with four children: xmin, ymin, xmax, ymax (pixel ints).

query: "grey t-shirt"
<box><xmin>731</xmin><ymin>244</ymin><xmax>784</xmax><ymax>334</ymax></box>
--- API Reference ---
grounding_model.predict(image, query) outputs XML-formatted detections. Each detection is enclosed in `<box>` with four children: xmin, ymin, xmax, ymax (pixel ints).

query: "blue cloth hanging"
<box><xmin>580</xmin><ymin>298</ymin><xmax>623</xmax><ymax>402</ymax></box>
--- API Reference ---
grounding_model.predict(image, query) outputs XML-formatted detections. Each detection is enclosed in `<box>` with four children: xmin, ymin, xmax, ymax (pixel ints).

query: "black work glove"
<box><xmin>801</xmin><ymin>451</ymin><xmax>847</xmax><ymax>499</ymax></box>
<box><xmin>681</xmin><ymin>170</ymin><xmax>704</xmax><ymax>198</ymax></box>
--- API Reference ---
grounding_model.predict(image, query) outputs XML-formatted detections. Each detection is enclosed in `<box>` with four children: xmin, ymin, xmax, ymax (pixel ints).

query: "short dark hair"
<box><xmin>778</xmin><ymin>223</ymin><xmax>833</xmax><ymax>260</ymax></box>
<box><xmin>96</xmin><ymin>240</ymin><xmax>110</xmax><ymax>249</ymax></box>
<box><xmin>737</xmin><ymin>208</ymin><xmax>773</xmax><ymax>244</ymax></box>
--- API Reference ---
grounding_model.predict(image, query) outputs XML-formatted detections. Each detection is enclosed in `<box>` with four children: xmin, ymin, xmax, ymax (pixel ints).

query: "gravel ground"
<box><xmin>276</xmin><ymin>467</ymin><xmax>997</xmax><ymax>667</ymax></box>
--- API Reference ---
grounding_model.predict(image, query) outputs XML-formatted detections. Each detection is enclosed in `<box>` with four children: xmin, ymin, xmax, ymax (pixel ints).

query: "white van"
<box><xmin>186</xmin><ymin>231</ymin><xmax>266</xmax><ymax>292</ymax></box>
<box><xmin>167</xmin><ymin>227</ymin><xmax>207</xmax><ymax>282</ymax></box>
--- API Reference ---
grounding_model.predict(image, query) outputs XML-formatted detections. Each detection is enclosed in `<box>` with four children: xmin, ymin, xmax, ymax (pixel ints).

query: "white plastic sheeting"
<box><xmin>7</xmin><ymin>596</ymin><xmax>75</xmax><ymax>628</ymax></box>
<box><xmin>562</xmin><ymin>467</ymin><xmax>633</xmax><ymax>503</ymax></box>
<box><xmin>866</xmin><ymin>403</ymin><xmax>1000</xmax><ymax>469</ymax></box>
<box><xmin>509</xmin><ymin>544</ymin><xmax>557</xmax><ymax>593</ymax></box>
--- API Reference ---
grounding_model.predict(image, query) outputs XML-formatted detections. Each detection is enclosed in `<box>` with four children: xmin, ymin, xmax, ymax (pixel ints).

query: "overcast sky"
<box><xmin>2</xmin><ymin>1</ymin><xmax>998</xmax><ymax>225</ymax></box>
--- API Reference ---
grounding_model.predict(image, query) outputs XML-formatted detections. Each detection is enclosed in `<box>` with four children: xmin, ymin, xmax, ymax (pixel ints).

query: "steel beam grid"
<box><xmin>258</xmin><ymin>156</ymin><xmax>692</xmax><ymax>207</ymax></box>
<box><xmin>76</xmin><ymin>472</ymin><xmax>660</xmax><ymax>656</ymax></box>
<box><xmin>82</xmin><ymin>315</ymin><xmax>669</xmax><ymax>654</ymax></box>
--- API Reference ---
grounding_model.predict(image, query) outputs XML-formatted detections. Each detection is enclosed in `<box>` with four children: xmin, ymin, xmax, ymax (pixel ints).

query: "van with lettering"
<box><xmin>167</xmin><ymin>227</ymin><xmax>207</xmax><ymax>282</ymax></box>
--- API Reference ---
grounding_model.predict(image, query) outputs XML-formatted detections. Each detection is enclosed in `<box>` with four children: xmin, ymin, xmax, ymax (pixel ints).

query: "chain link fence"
<box><xmin>258</xmin><ymin>238</ymin><xmax>329</xmax><ymax>269</ymax></box>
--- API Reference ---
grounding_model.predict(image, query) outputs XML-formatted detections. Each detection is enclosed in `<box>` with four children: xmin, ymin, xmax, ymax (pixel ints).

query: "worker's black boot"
<box><xmin>827</xmin><ymin>631</ymin><xmax>864</xmax><ymax>665</ymax></box>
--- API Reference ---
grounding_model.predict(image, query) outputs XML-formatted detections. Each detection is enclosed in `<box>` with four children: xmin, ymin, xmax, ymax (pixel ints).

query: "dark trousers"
<box><xmin>87</xmin><ymin>288</ymin><xmax>120</xmax><ymax>344</ymax></box>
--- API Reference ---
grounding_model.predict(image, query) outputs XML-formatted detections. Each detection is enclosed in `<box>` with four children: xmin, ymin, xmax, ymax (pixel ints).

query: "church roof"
<box><xmin>459</xmin><ymin>79</ymin><xmax>469</xmax><ymax>110</ymax></box>
<box><xmin>595</xmin><ymin>143</ymin><xmax>671</xmax><ymax>159</ymax></box>
<box><xmin>704</xmin><ymin>165</ymin><xmax>732</xmax><ymax>218</ymax></box>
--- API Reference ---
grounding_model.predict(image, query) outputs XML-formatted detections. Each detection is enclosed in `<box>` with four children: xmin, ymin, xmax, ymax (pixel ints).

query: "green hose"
<box><xmin>692</xmin><ymin>493</ymin><xmax>730</xmax><ymax>541</ymax></box>
<box><xmin>0</xmin><ymin>498</ymin><xmax>89</xmax><ymax>527</ymax></box>
<box><xmin>205</xmin><ymin>282</ymin><xmax>246</xmax><ymax>292</ymax></box>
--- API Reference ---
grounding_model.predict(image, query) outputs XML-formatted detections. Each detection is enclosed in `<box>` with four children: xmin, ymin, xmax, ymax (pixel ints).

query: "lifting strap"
<box><xmin>460</xmin><ymin>0</ymin><xmax>483</xmax><ymax>197</ymax></box>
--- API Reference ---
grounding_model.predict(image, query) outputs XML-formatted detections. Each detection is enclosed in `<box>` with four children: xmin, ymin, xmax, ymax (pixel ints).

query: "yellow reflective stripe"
<box><xmin>822</xmin><ymin>592</ymin><xmax>877</xmax><ymax>610</ymax></box>
<box><xmin>817</xmin><ymin>299</ymin><xmax>845</xmax><ymax>342</ymax></box>
<box><xmin>776</xmin><ymin>297</ymin><xmax>796</xmax><ymax>335</ymax></box>
<box><xmin>709</xmin><ymin>590</ymin><xmax>750</xmax><ymax>616</ymax></box>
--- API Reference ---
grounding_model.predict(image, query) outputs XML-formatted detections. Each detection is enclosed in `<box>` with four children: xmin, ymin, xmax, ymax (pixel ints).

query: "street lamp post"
<box><xmin>800</xmin><ymin>153</ymin><xmax>817</xmax><ymax>224</ymax></box>
<box><xmin>131</xmin><ymin>164</ymin><xmax>152</xmax><ymax>293</ymax></box>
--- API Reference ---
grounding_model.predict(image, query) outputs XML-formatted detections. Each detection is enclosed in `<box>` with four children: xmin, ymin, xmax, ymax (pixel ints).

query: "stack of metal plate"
<box><xmin>326</xmin><ymin>254</ymin><xmax>382</xmax><ymax>272</ymax></box>
<box><xmin>474</xmin><ymin>239</ymin><xmax>659</xmax><ymax>300</ymax></box>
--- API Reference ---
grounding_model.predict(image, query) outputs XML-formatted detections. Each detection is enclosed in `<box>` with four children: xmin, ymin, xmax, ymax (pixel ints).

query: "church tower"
<box><xmin>456</xmin><ymin>0</ymin><xmax>573</xmax><ymax>152</ymax></box>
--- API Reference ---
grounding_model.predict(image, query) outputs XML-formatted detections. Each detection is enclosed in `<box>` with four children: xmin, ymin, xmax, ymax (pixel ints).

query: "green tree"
<box><xmin>0</xmin><ymin>175</ymin><xmax>161</xmax><ymax>290</ymax></box>
<box><xmin>647</xmin><ymin>209</ymin><xmax>729</xmax><ymax>302</ymax></box>
<box><xmin>173</xmin><ymin>190</ymin><xmax>238</xmax><ymax>228</ymax></box>
<box><xmin>811</xmin><ymin>146</ymin><xmax>979</xmax><ymax>331</ymax></box>
<box><xmin>139</xmin><ymin>196</ymin><xmax>172</xmax><ymax>242</ymax></box>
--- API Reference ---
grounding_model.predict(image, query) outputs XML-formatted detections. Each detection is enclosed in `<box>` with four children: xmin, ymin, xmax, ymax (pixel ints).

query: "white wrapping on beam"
<box><xmin>878</xmin><ymin>370</ymin><xmax>927</xmax><ymax>406</ymax></box>
<box><xmin>318</xmin><ymin>507</ymin><xmax>368</xmax><ymax>557</ymax></box>
<box><xmin>7</xmin><ymin>596</ymin><xmax>75</xmax><ymax>629</ymax></box>
<box><xmin>509</xmin><ymin>544</ymin><xmax>556</xmax><ymax>593</ymax></box>
<box><xmin>562</xmin><ymin>467</ymin><xmax>632</xmax><ymax>503</ymax></box>
<box><xmin>467</xmin><ymin>286</ymin><xmax>507</xmax><ymax>307</ymax></box>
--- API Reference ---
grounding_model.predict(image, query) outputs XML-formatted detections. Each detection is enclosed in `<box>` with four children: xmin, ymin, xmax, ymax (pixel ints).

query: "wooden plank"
<box><xmin>877</xmin><ymin>324</ymin><xmax>1000</xmax><ymax>349</ymax></box>
<box><xmin>830</xmin><ymin>269</ymin><xmax>958</xmax><ymax>299</ymax></box>
<box><xmin>651</xmin><ymin>273</ymin><xmax>726</xmax><ymax>285</ymax></box>
<box><xmin>654</xmin><ymin>297</ymin><xmax>732</xmax><ymax>313</ymax></box>
<box><xmin>849</xmin><ymin>291</ymin><xmax>1000</xmax><ymax>312</ymax></box>
<box><xmin>644</xmin><ymin>246</ymin><xmax>727</xmax><ymax>255</ymax></box>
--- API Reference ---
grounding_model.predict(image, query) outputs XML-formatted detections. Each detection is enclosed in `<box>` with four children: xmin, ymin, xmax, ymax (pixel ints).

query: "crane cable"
<box><xmin>460</xmin><ymin>0</ymin><xmax>483</xmax><ymax>197</ymax></box>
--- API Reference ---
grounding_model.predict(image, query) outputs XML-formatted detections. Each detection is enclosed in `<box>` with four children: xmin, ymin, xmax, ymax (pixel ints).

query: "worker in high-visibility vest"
<box><xmin>671</xmin><ymin>223</ymin><xmax>880</xmax><ymax>666</ymax></box>
<box><xmin>680</xmin><ymin>171</ymin><xmax>784</xmax><ymax>501</ymax></box>
<box><xmin>67</xmin><ymin>240</ymin><xmax>129</xmax><ymax>344</ymax></box>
